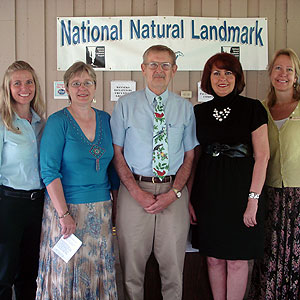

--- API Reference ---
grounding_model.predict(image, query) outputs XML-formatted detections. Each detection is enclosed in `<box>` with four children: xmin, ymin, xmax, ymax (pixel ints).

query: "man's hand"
<box><xmin>131</xmin><ymin>188</ymin><xmax>156</xmax><ymax>209</ymax></box>
<box><xmin>145</xmin><ymin>190</ymin><xmax>177</xmax><ymax>214</ymax></box>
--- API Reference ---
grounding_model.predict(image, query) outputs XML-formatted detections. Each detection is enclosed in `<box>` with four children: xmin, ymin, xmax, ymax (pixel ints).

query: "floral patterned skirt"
<box><xmin>35</xmin><ymin>195</ymin><xmax>118</xmax><ymax>300</ymax></box>
<box><xmin>248</xmin><ymin>186</ymin><xmax>300</xmax><ymax>300</ymax></box>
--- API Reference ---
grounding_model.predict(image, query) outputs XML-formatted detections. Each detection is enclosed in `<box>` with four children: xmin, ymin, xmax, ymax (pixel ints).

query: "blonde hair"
<box><xmin>267</xmin><ymin>48</ymin><xmax>300</xmax><ymax>107</ymax></box>
<box><xmin>0</xmin><ymin>61</ymin><xmax>45</xmax><ymax>133</ymax></box>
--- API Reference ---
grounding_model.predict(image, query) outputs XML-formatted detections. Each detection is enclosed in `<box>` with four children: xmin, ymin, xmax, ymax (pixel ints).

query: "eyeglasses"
<box><xmin>144</xmin><ymin>62</ymin><xmax>173</xmax><ymax>71</ymax></box>
<box><xmin>70</xmin><ymin>80</ymin><xmax>95</xmax><ymax>88</ymax></box>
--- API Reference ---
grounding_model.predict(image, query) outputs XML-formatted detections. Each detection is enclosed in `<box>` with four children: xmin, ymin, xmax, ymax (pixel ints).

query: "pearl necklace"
<box><xmin>213</xmin><ymin>107</ymin><xmax>231</xmax><ymax>122</ymax></box>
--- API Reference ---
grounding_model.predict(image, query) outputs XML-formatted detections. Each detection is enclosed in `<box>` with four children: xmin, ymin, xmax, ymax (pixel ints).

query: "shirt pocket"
<box><xmin>4</xmin><ymin>131</ymin><xmax>28</xmax><ymax>147</ymax></box>
<box><xmin>127</xmin><ymin>120</ymin><xmax>153</xmax><ymax>145</ymax></box>
<box><xmin>168</xmin><ymin>124</ymin><xmax>184</xmax><ymax>154</ymax></box>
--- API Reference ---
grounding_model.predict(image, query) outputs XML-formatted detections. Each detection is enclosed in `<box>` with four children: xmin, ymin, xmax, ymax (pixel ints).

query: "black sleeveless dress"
<box><xmin>191</xmin><ymin>92</ymin><xmax>267</xmax><ymax>260</ymax></box>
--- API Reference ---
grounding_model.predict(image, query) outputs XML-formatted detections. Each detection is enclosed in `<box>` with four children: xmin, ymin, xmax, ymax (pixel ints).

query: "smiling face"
<box><xmin>270</xmin><ymin>54</ymin><xmax>297</xmax><ymax>93</ymax></box>
<box><xmin>66</xmin><ymin>71</ymin><xmax>96</xmax><ymax>107</ymax></box>
<box><xmin>10</xmin><ymin>70</ymin><xmax>35</xmax><ymax>108</ymax></box>
<box><xmin>141</xmin><ymin>50</ymin><xmax>177</xmax><ymax>95</ymax></box>
<box><xmin>210</xmin><ymin>65</ymin><xmax>236</xmax><ymax>97</ymax></box>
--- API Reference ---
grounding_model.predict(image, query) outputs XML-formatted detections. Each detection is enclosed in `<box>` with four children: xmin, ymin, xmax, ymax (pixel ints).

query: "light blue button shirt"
<box><xmin>110</xmin><ymin>87</ymin><xmax>199</xmax><ymax>176</ymax></box>
<box><xmin>0</xmin><ymin>109</ymin><xmax>45</xmax><ymax>190</ymax></box>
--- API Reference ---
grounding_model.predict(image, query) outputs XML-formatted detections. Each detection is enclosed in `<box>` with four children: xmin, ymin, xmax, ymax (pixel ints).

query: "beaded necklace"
<box><xmin>213</xmin><ymin>107</ymin><xmax>231</xmax><ymax>122</ymax></box>
<box><xmin>64</xmin><ymin>108</ymin><xmax>105</xmax><ymax>171</ymax></box>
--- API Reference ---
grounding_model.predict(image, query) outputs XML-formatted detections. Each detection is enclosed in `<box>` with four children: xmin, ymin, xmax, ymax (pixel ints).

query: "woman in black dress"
<box><xmin>188</xmin><ymin>53</ymin><xmax>269</xmax><ymax>300</ymax></box>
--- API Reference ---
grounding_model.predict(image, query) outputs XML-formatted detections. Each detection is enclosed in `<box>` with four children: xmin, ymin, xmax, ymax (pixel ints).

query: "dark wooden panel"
<box><xmin>183</xmin><ymin>253</ymin><xmax>213</xmax><ymax>300</ymax></box>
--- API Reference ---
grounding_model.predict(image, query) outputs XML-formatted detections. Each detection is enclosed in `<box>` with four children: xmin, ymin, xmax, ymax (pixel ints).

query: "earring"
<box><xmin>92</xmin><ymin>98</ymin><xmax>96</xmax><ymax>103</ymax></box>
<box><xmin>67</xmin><ymin>99</ymin><xmax>71</xmax><ymax>105</ymax></box>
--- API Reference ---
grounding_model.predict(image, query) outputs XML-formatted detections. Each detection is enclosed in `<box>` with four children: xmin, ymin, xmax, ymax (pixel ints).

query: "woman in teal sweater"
<box><xmin>36</xmin><ymin>62</ymin><xmax>119</xmax><ymax>300</ymax></box>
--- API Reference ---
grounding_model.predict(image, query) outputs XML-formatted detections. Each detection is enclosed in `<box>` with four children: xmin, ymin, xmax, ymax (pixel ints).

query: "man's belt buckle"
<box><xmin>152</xmin><ymin>177</ymin><xmax>155</xmax><ymax>184</ymax></box>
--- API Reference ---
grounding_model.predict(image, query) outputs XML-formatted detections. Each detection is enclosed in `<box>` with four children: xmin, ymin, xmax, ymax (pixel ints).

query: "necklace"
<box><xmin>65</xmin><ymin>108</ymin><xmax>104</xmax><ymax>172</ymax></box>
<box><xmin>213</xmin><ymin>107</ymin><xmax>231</xmax><ymax>122</ymax></box>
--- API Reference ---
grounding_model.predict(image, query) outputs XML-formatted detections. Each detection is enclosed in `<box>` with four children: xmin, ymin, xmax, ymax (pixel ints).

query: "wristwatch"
<box><xmin>172</xmin><ymin>187</ymin><xmax>182</xmax><ymax>199</ymax></box>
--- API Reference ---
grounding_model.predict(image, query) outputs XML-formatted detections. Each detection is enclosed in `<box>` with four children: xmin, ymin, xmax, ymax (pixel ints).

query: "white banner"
<box><xmin>57</xmin><ymin>16</ymin><xmax>268</xmax><ymax>71</ymax></box>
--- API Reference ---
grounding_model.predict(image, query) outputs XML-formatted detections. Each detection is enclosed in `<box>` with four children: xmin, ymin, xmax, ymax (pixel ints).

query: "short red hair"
<box><xmin>201</xmin><ymin>53</ymin><xmax>245</xmax><ymax>95</ymax></box>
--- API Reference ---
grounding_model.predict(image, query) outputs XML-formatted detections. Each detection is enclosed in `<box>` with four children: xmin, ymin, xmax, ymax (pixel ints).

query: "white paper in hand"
<box><xmin>51</xmin><ymin>234</ymin><xmax>82</xmax><ymax>263</ymax></box>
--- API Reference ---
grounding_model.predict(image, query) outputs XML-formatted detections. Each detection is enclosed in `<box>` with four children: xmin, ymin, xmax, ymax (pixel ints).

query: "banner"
<box><xmin>57</xmin><ymin>16</ymin><xmax>268</xmax><ymax>71</ymax></box>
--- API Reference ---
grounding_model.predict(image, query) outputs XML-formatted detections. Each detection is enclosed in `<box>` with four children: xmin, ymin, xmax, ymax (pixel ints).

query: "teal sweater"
<box><xmin>40</xmin><ymin>108</ymin><xmax>119</xmax><ymax>204</ymax></box>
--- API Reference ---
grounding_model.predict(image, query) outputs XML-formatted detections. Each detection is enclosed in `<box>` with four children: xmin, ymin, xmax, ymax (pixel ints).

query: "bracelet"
<box><xmin>59</xmin><ymin>210</ymin><xmax>70</xmax><ymax>219</ymax></box>
<box><xmin>248</xmin><ymin>192</ymin><xmax>260</xmax><ymax>200</ymax></box>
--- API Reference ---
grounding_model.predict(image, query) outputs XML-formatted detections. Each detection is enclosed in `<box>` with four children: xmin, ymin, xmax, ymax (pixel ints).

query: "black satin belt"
<box><xmin>204</xmin><ymin>143</ymin><xmax>252</xmax><ymax>158</ymax></box>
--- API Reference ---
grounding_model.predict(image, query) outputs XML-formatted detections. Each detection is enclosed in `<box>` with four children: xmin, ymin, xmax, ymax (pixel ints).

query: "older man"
<box><xmin>110</xmin><ymin>45</ymin><xmax>198</xmax><ymax>300</ymax></box>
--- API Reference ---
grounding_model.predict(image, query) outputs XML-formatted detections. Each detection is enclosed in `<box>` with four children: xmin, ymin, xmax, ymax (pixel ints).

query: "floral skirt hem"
<box><xmin>35</xmin><ymin>195</ymin><xmax>118</xmax><ymax>300</ymax></box>
<box><xmin>248</xmin><ymin>186</ymin><xmax>300</xmax><ymax>300</ymax></box>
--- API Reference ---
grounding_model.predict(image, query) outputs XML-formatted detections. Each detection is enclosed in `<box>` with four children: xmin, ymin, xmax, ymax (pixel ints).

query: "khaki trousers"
<box><xmin>116</xmin><ymin>180</ymin><xmax>190</xmax><ymax>300</ymax></box>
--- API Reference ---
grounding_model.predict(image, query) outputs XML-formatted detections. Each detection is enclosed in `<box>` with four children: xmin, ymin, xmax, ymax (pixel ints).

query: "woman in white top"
<box><xmin>248</xmin><ymin>48</ymin><xmax>300</xmax><ymax>299</ymax></box>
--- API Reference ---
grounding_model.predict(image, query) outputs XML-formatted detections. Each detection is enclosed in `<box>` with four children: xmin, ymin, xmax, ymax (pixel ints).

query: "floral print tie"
<box><xmin>152</xmin><ymin>96</ymin><xmax>169</xmax><ymax>180</ymax></box>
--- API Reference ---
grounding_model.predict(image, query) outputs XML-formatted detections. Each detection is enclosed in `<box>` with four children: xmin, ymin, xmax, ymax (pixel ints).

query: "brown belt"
<box><xmin>133</xmin><ymin>174</ymin><xmax>175</xmax><ymax>183</ymax></box>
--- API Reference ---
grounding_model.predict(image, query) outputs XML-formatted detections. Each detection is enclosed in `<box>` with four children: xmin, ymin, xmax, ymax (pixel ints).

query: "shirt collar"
<box><xmin>145</xmin><ymin>86</ymin><xmax>169</xmax><ymax>106</ymax></box>
<box><xmin>263</xmin><ymin>99</ymin><xmax>300</xmax><ymax>119</ymax></box>
<box><xmin>290</xmin><ymin>101</ymin><xmax>300</xmax><ymax>118</ymax></box>
<box><xmin>15</xmin><ymin>108</ymin><xmax>41</xmax><ymax>124</ymax></box>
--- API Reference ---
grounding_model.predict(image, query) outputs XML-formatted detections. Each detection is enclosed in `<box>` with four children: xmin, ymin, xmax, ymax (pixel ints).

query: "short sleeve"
<box><xmin>193</xmin><ymin>104</ymin><xmax>201</xmax><ymax>125</ymax></box>
<box><xmin>250</xmin><ymin>99</ymin><xmax>268</xmax><ymax>132</ymax></box>
<box><xmin>110</xmin><ymin>99</ymin><xmax>126</xmax><ymax>147</ymax></box>
<box><xmin>182</xmin><ymin>103</ymin><xmax>199</xmax><ymax>151</ymax></box>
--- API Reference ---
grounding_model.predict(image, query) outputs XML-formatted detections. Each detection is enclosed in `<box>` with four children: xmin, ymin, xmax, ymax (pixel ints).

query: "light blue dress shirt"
<box><xmin>40</xmin><ymin>108</ymin><xmax>119</xmax><ymax>204</ymax></box>
<box><xmin>110</xmin><ymin>87</ymin><xmax>199</xmax><ymax>176</ymax></box>
<box><xmin>0</xmin><ymin>109</ymin><xmax>45</xmax><ymax>190</ymax></box>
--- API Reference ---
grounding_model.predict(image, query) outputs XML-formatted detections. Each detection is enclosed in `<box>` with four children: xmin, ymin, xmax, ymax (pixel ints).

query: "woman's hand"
<box><xmin>243</xmin><ymin>199</ymin><xmax>258</xmax><ymax>227</ymax></box>
<box><xmin>59</xmin><ymin>214</ymin><xmax>76</xmax><ymax>238</ymax></box>
<box><xmin>189</xmin><ymin>201</ymin><xmax>197</xmax><ymax>225</ymax></box>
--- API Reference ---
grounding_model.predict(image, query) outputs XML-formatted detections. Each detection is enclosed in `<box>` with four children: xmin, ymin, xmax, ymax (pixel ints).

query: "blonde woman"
<box><xmin>0</xmin><ymin>61</ymin><xmax>45</xmax><ymax>300</ymax></box>
<box><xmin>249</xmin><ymin>49</ymin><xmax>300</xmax><ymax>299</ymax></box>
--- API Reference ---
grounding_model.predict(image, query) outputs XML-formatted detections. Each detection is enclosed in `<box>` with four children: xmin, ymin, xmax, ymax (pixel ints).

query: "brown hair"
<box><xmin>267</xmin><ymin>48</ymin><xmax>300</xmax><ymax>107</ymax></box>
<box><xmin>142</xmin><ymin>45</ymin><xmax>176</xmax><ymax>65</ymax></box>
<box><xmin>0</xmin><ymin>60</ymin><xmax>45</xmax><ymax>133</ymax></box>
<box><xmin>201</xmin><ymin>52</ymin><xmax>245</xmax><ymax>95</ymax></box>
<box><xmin>64</xmin><ymin>61</ymin><xmax>97</xmax><ymax>88</ymax></box>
